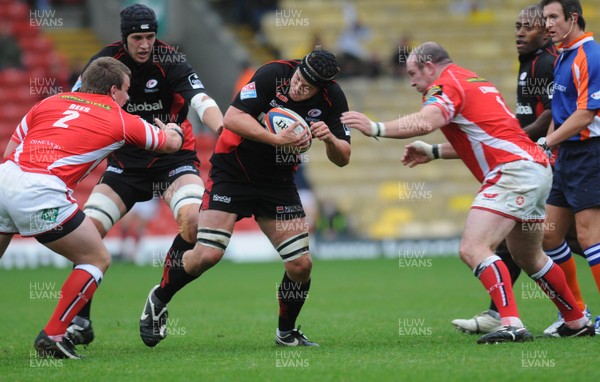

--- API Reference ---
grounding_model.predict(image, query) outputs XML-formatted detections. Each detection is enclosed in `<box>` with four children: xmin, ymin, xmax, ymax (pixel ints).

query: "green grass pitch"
<box><xmin>1</xmin><ymin>255</ymin><xmax>599</xmax><ymax>381</ymax></box>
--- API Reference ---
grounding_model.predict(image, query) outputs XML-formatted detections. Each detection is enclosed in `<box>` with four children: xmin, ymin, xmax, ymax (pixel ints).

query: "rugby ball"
<box><xmin>264</xmin><ymin>107</ymin><xmax>312</xmax><ymax>153</ymax></box>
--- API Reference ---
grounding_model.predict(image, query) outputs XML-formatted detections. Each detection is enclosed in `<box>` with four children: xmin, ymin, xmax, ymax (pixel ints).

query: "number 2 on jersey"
<box><xmin>52</xmin><ymin>110</ymin><xmax>80</xmax><ymax>128</ymax></box>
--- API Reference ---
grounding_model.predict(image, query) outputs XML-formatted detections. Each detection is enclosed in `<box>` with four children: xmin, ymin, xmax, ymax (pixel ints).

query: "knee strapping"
<box><xmin>197</xmin><ymin>227</ymin><xmax>231</xmax><ymax>252</ymax></box>
<box><xmin>169</xmin><ymin>184</ymin><xmax>204</xmax><ymax>218</ymax></box>
<box><xmin>277</xmin><ymin>233</ymin><xmax>310</xmax><ymax>262</ymax></box>
<box><xmin>83</xmin><ymin>193</ymin><xmax>121</xmax><ymax>233</ymax></box>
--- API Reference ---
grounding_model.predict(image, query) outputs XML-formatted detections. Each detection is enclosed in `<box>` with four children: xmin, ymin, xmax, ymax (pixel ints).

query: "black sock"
<box><xmin>278</xmin><ymin>272</ymin><xmax>311</xmax><ymax>332</ymax></box>
<box><xmin>78</xmin><ymin>299</ymin><xmax>92</xmax><ymax>320</ymax></box>
<box><xmin>154</xmin><ymin>234</ymin><xmax>197</xmax><ymax>304</ymax></box>
<box><xmin>489</xmin><ymin>245</ymin><xmax>521</xmax><ymax>312</ymax></box>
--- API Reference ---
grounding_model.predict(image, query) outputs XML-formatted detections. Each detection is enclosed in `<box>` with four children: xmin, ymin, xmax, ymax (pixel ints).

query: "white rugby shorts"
<box><xmin>472</xmin><ymin>160</ymin><xmax>552</xmax><ymax>222</ymax></box>
<box><xmin>0</xmin><ymin>161</ymin><xmax>79</xmax><ymax>236</ymax></box>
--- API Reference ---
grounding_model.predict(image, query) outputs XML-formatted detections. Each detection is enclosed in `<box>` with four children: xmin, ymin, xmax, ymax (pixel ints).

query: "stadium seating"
<box><xmin>44</xmin><ymin>28</ymin><xmax>103</xmax><ymax>70</ymax></box>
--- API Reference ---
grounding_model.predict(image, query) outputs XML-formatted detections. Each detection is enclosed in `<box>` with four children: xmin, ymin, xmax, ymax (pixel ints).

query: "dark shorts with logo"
<box><xmin>99</xmin><ymin>159</ymin><xmax>200</xmax><ymax>211</ymax></box>
<box><xmin>547</xmin><ymin>138</ymin><xmax>600</xmax><ymax>212</ymax></box>
<box><xmin>202</xmin><ymin>169</ymin><xmax>305</xmax><ymax>221</ymax></box>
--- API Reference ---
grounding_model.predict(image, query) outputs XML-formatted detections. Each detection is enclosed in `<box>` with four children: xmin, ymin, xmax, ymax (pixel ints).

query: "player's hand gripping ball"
<box><xmin>264</xmin><ymin>107</ymin><xmax>312</xmax><ymax>153</ymax></box>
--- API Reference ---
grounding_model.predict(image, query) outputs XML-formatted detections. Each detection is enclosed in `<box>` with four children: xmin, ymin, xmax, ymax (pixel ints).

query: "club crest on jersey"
<box><xmin>241</xmin><ymin>82</ymin><xmax>257</xmax><ymax>100</ymax></box>
<box><xmin>145</xmin><ymin>79</ymin><xmax>159</xmax><ymax>93</ymax></box>
<box><xmin>519</xmin><ymin>72</ymin><xmax>527</xmax><ymax>86</ymax></box>
<box><xmin>308</xmin><ymin>109</ymin><xmax>321</xmax><ymax>117</ymax></box>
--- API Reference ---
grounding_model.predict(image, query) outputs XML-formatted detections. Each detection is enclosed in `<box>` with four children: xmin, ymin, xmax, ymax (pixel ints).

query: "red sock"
<box><xmin>44</xmin><ymin>269</ymin><xmax>99</xmax><ymax>337</ymax></box>
<box><xmin>531</xmin><ymin>259</ymin><xmax>583</xmax><ymax>322</ymax></box>
<box><xmin>476</xmin><ymin>257</ymin><xmax>519</xmax><ymax>322</ymax></box>
<box><xmin>590</xmin><ymin>264</ymin><xmax>600</xmax><ymax>294</ymax></box>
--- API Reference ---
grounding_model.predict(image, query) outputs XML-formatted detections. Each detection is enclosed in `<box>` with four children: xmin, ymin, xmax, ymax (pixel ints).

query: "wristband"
<box><xmin>536</xmin><ymin>137</ymin><xmax>548</xmax><ymax>151</ymax></box>
<box><xmin>370</xmin><ymin>121</ymin><xmax>386</xmax><ymax>137</ymax></box>
<box><xmin>536</xmin><ymin>137</ymin><xmax>552</xmax><ymax>159</ymax></box>
<box><xmin>432</xmin><ymin>144</ymin><xmax>440</xmax><ymax>159</ymax></box>
<box><xmin>168</xmin><ymin>127</ymin><xmax>185</xmax><ymax>147</ymax></box>
<box><xmin>411</xmin><ymin>140</ymin><xmax>437</xmax><ymax>160</ymax></box>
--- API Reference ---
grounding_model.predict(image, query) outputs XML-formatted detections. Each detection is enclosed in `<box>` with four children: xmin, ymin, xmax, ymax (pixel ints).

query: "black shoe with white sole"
<box><xmin>276</xmin><ymin>326</ymin><xmax>319</xmax><ymax>347</ymax></box>
<box><xmin>139</xmin><ymin>285</ymin><xmax>168</xmax><ymax>347</ymax></box>
<box><xmin>34</xmin><ymin>330</ymin><xmax>81</xmax><ymax>359</ymax></box>
<box><xmin>65</xmin><ymin>316</ymin><xmax>94</xmax><ymax>346</ymax></box>
<box><xmin>477</xmin><ymin>325</ymin><xmax>533</xmax><ymax>344</ymax></box>
<box><xmin>547</xmin><ymin>319</ymin><xmax>595</xmax><ymax>338</ymax></box>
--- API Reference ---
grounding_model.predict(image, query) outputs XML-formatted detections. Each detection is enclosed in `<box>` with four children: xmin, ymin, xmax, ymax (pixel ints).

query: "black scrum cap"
<box><xmin>298</xmin><ymin>49</ymin><xmax>340</xmax><ymax>88</ymax></box>
<box><xmin>120</xmin><ymin>4</ymin><xmax>158</xmax><ymax>42</ymax></box>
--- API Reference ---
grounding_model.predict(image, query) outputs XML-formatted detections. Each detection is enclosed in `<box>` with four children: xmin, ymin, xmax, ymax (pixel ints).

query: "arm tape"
<box><xmin>370</xmin><ymin>121</ymin><xmax>386</xmax><ymax>137</ymax></box>
<box><xmin>190</xmin><ymin>93</ymin><xmax>219</xmax><ymax>122</ymax></box>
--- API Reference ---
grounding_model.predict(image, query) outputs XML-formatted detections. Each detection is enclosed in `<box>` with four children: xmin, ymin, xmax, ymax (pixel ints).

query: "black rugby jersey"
<box><xmin>516</xmin><ymin>40</ymin><xmax>558</xmax><ymax>132</ymax></box>
<box><xmin>82</xmin><ymin>40</ymin><xmax>207</xmax><ymax>170</ymax></box>
<box><xmin>211</xmin><ymin>59</ymin><xmax>351</xmax><ymax>184</ymax></box>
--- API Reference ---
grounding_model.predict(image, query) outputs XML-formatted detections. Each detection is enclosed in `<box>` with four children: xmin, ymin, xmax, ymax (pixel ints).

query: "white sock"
<box><xmin>500</xmin><ymin>316</ymin><xmax>524</xmax><ymax>328</ymax></box>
